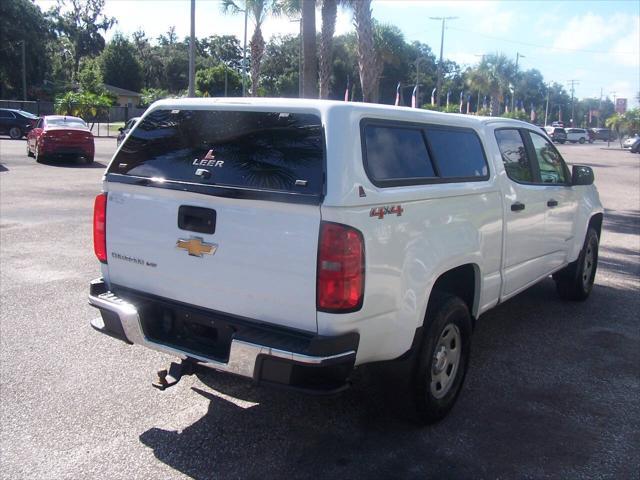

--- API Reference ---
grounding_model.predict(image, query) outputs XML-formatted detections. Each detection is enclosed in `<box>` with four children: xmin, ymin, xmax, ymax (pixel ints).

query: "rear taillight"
<box><xmin>93</xmin><ymin>193</ymin><xmax>107</xmax><ymax>263</ymax></box>
<box><xmin>317</xmin><ymin>222</ymin><xmax>364</xmax><ymax>312</ymax></box>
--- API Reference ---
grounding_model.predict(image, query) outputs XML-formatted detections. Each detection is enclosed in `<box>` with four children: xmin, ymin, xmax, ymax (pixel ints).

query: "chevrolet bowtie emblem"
<box><xmin>176</xmin><ymin>237</ymin><xmax>217</xmax><ymax>257</ymax></box>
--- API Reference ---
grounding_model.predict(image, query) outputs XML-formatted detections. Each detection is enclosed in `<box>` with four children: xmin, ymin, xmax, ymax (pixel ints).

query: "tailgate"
<box><xmin>105</xmin><ymin>184</ymin><xmax>320</xmax><ymax>332</ymax></box>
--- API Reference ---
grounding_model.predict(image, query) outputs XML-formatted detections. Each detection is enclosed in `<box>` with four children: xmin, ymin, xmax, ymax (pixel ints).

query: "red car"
<box><xmin>26</xmin><ymin>115</ymin><xmax>95</xmax><ymax>164</ymax></box>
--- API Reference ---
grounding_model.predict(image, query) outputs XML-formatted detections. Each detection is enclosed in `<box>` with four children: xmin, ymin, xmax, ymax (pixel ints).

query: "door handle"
<box><xmin>511</xmin><ymin>202</ymin><xmax>525</xmax><ymax>212</ymax></box>
<box><xmin>547</xmin><ymin>199</ymin><xmax>558</xmax><ymax>207</ymax></box>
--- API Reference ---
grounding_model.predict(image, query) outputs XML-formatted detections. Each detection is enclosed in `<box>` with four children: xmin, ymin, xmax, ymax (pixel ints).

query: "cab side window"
<box><xmin>529</xmin><ymin>132</ymin><xmax>568</xmax><ymax>184</ymax></box>
<box><xmin>495</xmin><ymin>129</ymin><xmax>532</xmax><ymax>183</ymax></box>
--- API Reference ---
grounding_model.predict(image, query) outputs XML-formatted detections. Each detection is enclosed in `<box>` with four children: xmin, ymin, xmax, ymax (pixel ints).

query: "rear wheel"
<box><xmin>579</xmin><ymin>137</ymin><xmax>586</xmax><ymax>144</ymax></box>
<box><xmin>85</xmin><ymin>155</ymin><xmax>94</xmax><ymax>164</ymax></box>
<box><xmin>9</xmin><ymin>127</ymin><xmax>22</xmax><ymax>139</ymax></box>
<box><xmin>555</xmin><ymin>228</ymin><xmax>599</xmax><ymax>301</ymax></box>
<box><xmin>412</xmin><ymin>293</ymin><xmax>472</xmax><ymax>424</ymax></box>
<box><xmin>34</xmin><ymin>146</ymin><xmax>46</xmax><ymax>163</ymax></box>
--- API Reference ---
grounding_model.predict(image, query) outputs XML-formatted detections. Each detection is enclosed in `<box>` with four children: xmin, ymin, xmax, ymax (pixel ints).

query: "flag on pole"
<box><xmin>530</xmin><ymin>103</ymin><xmax>536</xmax><ymax>122</ymax></box>
<box><xmin>446</xmin><ymin>91</ymin><xmax>451</xmax><ymax>108</ymax></box>
<box><xmin>505</xmin><ymin>97</ymin><xmax>509</xmax><ymax>114</ymax></box>
<box><xmin>466</xmin><ymin>94</ymin><xmax>471</xmax><ymax>114</ymax></box>
<box><xmin>431</xmin><ymin>88</ymin><xmax>436</xmax><ymax>106</ymax></box>
<box><xmin>482</xmin><ymin>95</ymin><xmax>488</xmax><ymax>110</ymax></box>
<box><xmin>344</xmin><ymin>77</ymin><xmax>350</xmax><ymax>102</ymax></box>
<box><xmin>411</xmin><ymin>85</ymin><xmax>418</xmax><ymax>108</ymax></box>
<box><xmin>395</xmin><ymin>82</ymin><xmax>401</xmax><ymax>106</ymax></box>
<box><xmin>459</xmin><ymin>91</ymin><xmax>464</xmax><ymax>113</ymax></box>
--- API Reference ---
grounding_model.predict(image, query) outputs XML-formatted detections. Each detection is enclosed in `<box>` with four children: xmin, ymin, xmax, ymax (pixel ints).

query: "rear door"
<box><xmin>104</xmin><ymin>108</ymin><xmax>324</xmax><ymax>333</ymax></box>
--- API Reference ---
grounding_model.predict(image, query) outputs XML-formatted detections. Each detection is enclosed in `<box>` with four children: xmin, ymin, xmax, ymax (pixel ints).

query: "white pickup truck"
<box><xmin>89</xmin><ymin>99</ymin><xmax>603</xmax><ymax>424</ymax></box>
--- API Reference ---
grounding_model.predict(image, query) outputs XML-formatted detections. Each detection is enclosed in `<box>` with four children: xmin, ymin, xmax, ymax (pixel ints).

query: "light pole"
<box><xmin>413</xmin><ymin>56</ymin><xmax>427</xmax><ymax>107</ymax></box>
<box><xmin>511</xmin><ymin>52</ymin><xmax>524</xmax><ymax>113</ymax></box>
<box><xmin>242</xmin><ymin>6</ymin><xmax>248</xmax><ymax>96</ymax></box>
<box><xmin>188</xmin><ymin>0</ymin><xmax>196</xmax><ymax>97</ymax></box>
<box><xmin>429</xmin><ymin>16</ymin><xmax>458</xmax><ymax>107</ymax></box>
<box><xmin>544</xmin><ymin>84</ymin><xmax>550</xmax><ymax>126</ymax></box>
<box><xmin>290</xmin><ymin>18</ymin><xmax>302</xmax><ymax>97</ymax></box>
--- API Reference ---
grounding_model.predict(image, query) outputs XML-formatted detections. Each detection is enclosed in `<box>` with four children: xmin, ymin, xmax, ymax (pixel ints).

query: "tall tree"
<box><xmin>352</xmin><ymin>0</ymin><xmax>380</xmax><ymax>102</ymax></box>
<box><xmin>48</xmin><ymin>0</ymin><xmax>116</xmax><ymax>79</ymax></box>
<box><xmin>319</xmin><ymin>0</ymin><xmax>337</xmax><ymax>99</ymax></box>
<box><xmin>222</xmin><ymin>0</ymin><xmax>274</xmax><ymax>96</ymax></box>
<box><xmin>99</xmin><ymin>34</ymin><xmax>142</xmax><ymax>92</ymax></box>
<box><xmin>0</xmin><ymin>0</ymin><xmax>53</xmax><ymax>99</ymax></box>
<box><xmin>301</xmin><ymin>0</ymin><xmax>318</xmax><ymax>98</ymax></box>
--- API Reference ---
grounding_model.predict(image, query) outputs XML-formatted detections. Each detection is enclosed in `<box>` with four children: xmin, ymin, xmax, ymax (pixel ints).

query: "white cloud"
<box><xmin>448</xmin><ymin>51</ymin><xmax>481</xmax><ymax>66</ymax></box>
<box><xmin>477</xmin><ymin>10</ymin><xmax>516</xmax><ymax>35</ymax></box>
<box><xmin>552</xmin><ymin>13</ymin><xmax>629</xmax><ymax>50</ymax></box>
<box><xmin>609</xmin><ymin>23</ymin><xmax>640</xmax><ymax>67</ymax></box>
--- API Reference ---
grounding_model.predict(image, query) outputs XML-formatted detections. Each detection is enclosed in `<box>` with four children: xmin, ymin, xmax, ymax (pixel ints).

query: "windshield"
<box><xmin>47</xmin><ymin>117</ymin><xmax>87</xmax><ymax>128</ymax></box>
<box><xmin>18</xmin><ymin>110</ymin><xmax>38</xmax><ymax>119</ymax></box>
<box><xmin>109</xmin><ymin>109</ymin><xmax>325</xmax><ymax>196</ymax></box>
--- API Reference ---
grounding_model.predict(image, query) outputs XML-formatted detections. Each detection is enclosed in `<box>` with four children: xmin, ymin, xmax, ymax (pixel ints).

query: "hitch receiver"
<box><xmin>152</xmin><ymin>359</ymin><xmax>196</xmax><ymax>390</ymax></box>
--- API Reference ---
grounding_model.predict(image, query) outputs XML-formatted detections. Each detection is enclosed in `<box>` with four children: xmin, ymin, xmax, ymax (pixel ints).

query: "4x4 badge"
<box><xmin>176</xmin><ymin>237</ymin><xmax>218</xmax><ymax>257</ymax></box>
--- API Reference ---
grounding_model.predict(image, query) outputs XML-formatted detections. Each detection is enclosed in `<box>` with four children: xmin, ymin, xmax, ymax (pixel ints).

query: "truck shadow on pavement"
<box><xmin>39</xmin><ymin>160</ymin><xmax>107</xmax><ymax>169</ymax></box>
<box><xmin>139</xmin><ymin>277</ymin><xmax>639</xmax><ymax>479</ymax></box>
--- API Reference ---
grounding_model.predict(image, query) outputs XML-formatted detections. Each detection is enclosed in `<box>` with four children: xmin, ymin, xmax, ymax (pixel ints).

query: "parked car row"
<box><xmin>542</xmin><ymin>125</ymin><xmax>621</xmax><ymax>144</ymax></box>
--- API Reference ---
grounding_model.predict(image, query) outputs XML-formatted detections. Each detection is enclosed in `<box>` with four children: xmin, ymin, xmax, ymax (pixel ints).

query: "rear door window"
<box><xmin>110</xmin><ymin>109</ymin><xmax>325</xmax><ymax>196</ymax></box>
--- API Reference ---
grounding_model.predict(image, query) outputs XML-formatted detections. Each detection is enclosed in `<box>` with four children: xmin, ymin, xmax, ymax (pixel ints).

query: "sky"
<box><xmin>36</xmin><ymin>0</ymin><xmax>640</xmax><ymax>107</ymax></box>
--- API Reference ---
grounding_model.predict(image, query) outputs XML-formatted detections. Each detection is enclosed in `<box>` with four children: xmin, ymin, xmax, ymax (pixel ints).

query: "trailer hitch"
<box><xmin>152</xmin><ymin>359</ymin><xmax>196</xmax><ymax>390</ymax></box>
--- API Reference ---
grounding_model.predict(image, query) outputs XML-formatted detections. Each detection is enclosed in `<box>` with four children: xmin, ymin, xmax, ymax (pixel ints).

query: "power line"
<box><xmin>445</xmin><ymin>26</ymin><xmax>637</xmax><ymax>55</ymax></box>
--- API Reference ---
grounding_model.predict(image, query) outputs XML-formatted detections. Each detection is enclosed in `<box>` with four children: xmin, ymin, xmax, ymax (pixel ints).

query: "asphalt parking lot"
<box><xmin>1</xmin><ymin>137</ymin><xmax>638</xmax><ymax>479</ymax></box>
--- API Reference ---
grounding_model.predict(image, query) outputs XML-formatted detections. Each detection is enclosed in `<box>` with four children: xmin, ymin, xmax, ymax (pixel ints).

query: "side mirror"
<box><xmin>118</xmin><ymin>127</ymin><xmax>124</xmax><ymax>132</ymax></box>
<box><xmin>572</xmin><ymin>165</ymin><xmax>594</xmax><ymax>186</ymax></box>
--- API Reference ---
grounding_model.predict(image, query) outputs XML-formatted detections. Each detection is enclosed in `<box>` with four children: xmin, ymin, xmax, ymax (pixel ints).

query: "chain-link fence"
<box><xmin>0</xmin><ymin>100</ymin><xmax>147</xmax><ymax>137</ymax></box>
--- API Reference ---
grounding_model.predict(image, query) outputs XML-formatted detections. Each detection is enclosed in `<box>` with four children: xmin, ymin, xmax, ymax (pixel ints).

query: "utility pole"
<box><xmin>598</xmin><ymin>87</ymin><xmax>603</xmax><ymax>127</ymax></box>
<box><xmin>188</xmin><ymin>0</ymin><xmax>195</xmax><ymax>97</ymax></box>
<box><xmin>21</xmin><ymin>40</ymin><xmax>27</xmax><ymax>101</ymax></box>
<box><xmin>544</xmin><ymin>84</ymin><xmax>550</xmax><ymax>126</ymax></box>
<box><xmin>567</xmin><ymin>79</ymin><xmax>580</xmax><ymax>126</ymax></box>
<box><xmin>429</xmin><ymin>16</ymin><xmax>458</xmax><ymax>107</ymax></box>
<box><xmin>511</xmin><ymin>52</ymin><xmax>524</xmax><ymax>113</ymax></box>
<box><xmin>242</xmin><ymin>6</ymin><xmax>248</xmax><ymax>96</ymax></box>
<box><xmin>611</xmin><ymin>91</ymin><xmax>617</xmax><ymax>113</ymax></box>
<box><xmin>475</xmin><ymin>54</ymin><xmax>484</xmax><ymax>113</ymax></box>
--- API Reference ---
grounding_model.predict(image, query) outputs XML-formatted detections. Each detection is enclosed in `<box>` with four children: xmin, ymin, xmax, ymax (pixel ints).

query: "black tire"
<box><xmin>554</xmin><ymin>228</ymin><xmax>599</xmax><ymax>301</ymax></box>
<box><xmin>34</xmin><ymin>146</ymin><xmax>45</xmax><ymax>163</ymax></box>
<box><xmin>9</xmin><ymin>127</ymin><xmax>22</xmax><ymax>139</ymax></box>
<box><xmin>579</xmin><ymin>137</ymin><xmax>585</xmax><ymax>144</ymax></box>
<box><xmin>412</xmin><ymin>293</ymin><xmax>472</xmax><ymax>425</ymax></box>
<box><xmin>85</xmin><ymin>155</ymin><xmax>94</xmax><ymax>164</ymax></box>
<box><xmin>26</xmin><ymin>142</ymin><xmax>34</xmax><ymax>158</ymax></box>
<box><xmin>559</xmin><ymin>140</ymin><xmax>566</xmax><ymax>144</ymax></box>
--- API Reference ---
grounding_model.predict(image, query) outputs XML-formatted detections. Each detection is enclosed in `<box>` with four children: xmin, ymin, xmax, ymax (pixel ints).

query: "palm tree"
<box><xmin>352</xmin><ymin>0</ymin><xmax>380</xmax><ymax>102</ymax></box>
<box><xmin>605</xmin><ymin>113</ymin><xmax>625</xmax><ymax>148</ymax></box>
<box><xmin>301</xmin><ymin>0</ymin><xmax>318</xmax><ymax>97</ymax></box>
<box><xmin>319</xmin><ymin>0</ymin><xmax>337</xmax><ymax>98</ymax></box>
<box><xmin>221</xmin><ymin>0</ymin><xmax>272</xmax><ymax>96</ymax></box>
<box><xmin>465</xmin><ymin>54</ymin><xmax>514</xmax><ymax>115</ymax></box>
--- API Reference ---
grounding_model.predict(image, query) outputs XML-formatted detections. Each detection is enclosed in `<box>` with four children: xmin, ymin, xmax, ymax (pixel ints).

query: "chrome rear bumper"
<box><xmin>88</xmin><ymin>279</ymin><xmax>357</xmax><ymax>390</ymax></box>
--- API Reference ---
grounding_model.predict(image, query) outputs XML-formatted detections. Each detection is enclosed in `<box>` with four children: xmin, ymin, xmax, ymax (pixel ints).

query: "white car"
<box><xmin>89</xmin><ymin>99</ymin><xmax>603</xmax><ymax>424</ymax></box>
<box><xmin>565</xmin><ymin>128</ymin><xmax>589</xmax><ymax>144</ymax></box>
